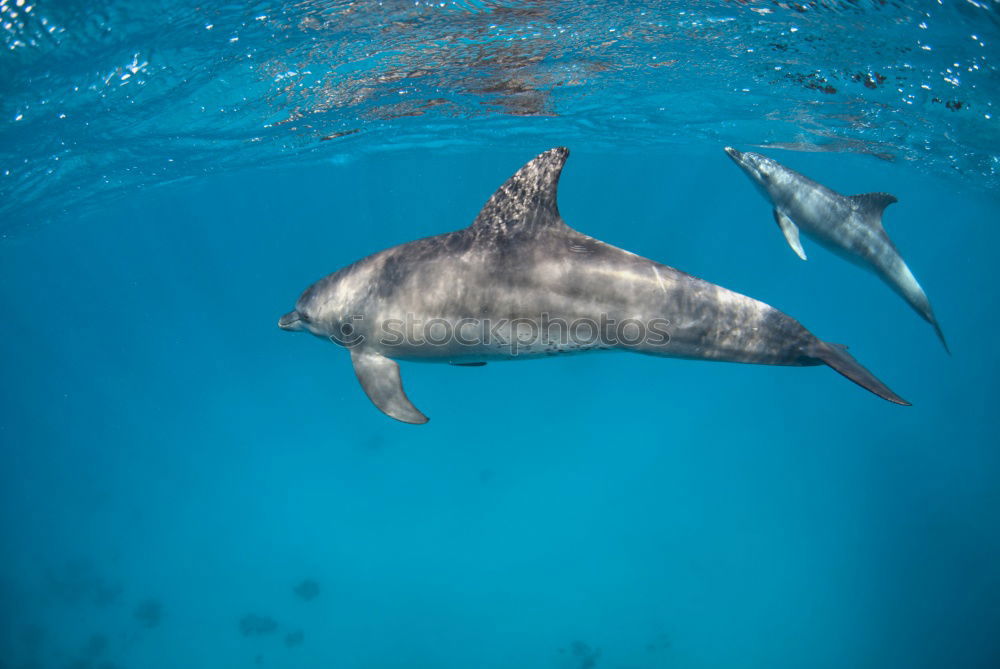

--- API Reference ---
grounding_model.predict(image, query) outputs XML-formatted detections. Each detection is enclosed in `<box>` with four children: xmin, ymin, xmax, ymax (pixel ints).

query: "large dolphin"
<box><xmin>279</xmin><ymin>148</ymin><xmax>908</xmax><ymax>423</ymax></box>
<box><xmin>724</xmin><ymin>146</ymin><xmax>948</xmax><ymax>352</ymax></box>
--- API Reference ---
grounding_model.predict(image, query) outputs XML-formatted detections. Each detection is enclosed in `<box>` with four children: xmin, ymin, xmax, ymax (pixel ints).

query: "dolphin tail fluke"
<box><xmin>894</xmin><ymin>262</ymin><xmax>950</xmax><ymax>354</ymax></box>
<box><xmin>811</xmin><ymin>341</ymin><xmax>910</xmax><ymax>406</ymax></box>
<box><xmin>930</xmin><ymin>318</ymin><xmax>950</xmax><ymax>355</ymax></box>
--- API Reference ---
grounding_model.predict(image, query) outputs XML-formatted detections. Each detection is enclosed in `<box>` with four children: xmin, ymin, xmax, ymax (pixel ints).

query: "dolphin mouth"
<box><xmin>724</xmin><ymin>146</ymin><xmax>742</xmax><ymax>162</ymax></box>
<box><xmin>278</xmin><ymin>310</ymin><xmax>304</xmax><ymax>331</ymax></box>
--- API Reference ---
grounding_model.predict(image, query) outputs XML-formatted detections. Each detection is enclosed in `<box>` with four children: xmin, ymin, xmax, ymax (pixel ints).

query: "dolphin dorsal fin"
<box><xmin>849</xmin><ymin>192</ymin><xmax>898</xmax><ymax>227</ymax></box>
<box><xmin>469</xmin><ymin>147</ymin><xmax>569</xmax><ymax>237</ymax></box>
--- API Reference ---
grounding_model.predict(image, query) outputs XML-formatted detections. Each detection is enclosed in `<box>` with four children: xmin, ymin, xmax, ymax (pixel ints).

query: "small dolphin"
<box><xmin>280</xmin><ymin>148</ymin><xmax>908</xmax><ymax>423</ymax></box>
<box><xmin>724</xmin><ymin>146</ymin><xmax>948</xmax><ymax>352</ymax></box>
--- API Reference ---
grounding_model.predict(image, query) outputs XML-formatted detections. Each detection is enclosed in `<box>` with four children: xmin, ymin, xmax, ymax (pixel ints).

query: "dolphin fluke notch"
<box><xmin>810</xmin><ymin>341</ymin><xmax>910</xmax><ymax>406</ymax></box>
<box><xmin>470</xmin><ymin>147</ymin><xmax>569</xmax><ymax>237</ymax></box>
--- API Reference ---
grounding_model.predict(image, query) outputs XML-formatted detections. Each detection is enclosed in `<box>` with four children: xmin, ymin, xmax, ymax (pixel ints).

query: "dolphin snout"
<box><xmin>279</xmin><ymin>310</ymin><xmax>304</xmax><ymax>331</ymax></box>
<box><xmin>724</xmin><ymin>146</ymin><xmax>743</xmax><ymax>162</ymax></box>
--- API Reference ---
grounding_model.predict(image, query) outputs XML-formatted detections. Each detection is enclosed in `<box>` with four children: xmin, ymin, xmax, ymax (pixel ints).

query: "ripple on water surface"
<box><xmin>1</xmin><ymin>0</ymin><xmax>997</xmax><ymax>228</ymax></box>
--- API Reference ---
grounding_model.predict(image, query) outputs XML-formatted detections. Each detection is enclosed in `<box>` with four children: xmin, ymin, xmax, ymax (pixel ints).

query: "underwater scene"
<box><xmin>2</xmin><ymin>1</ymin><xmax>999</xmax><ymax>668</ymax></box>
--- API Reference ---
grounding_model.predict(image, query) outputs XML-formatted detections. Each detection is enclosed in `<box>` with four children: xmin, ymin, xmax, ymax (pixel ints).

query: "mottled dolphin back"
<box><xmin>469</xmin><ymin>147</ymin><xmax>570</xmax><ymax>238</ymax></box>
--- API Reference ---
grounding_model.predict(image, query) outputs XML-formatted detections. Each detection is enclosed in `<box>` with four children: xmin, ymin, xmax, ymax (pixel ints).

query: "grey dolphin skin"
<box><xmin>279</xmin><ymin>148</ymin><xmax>908</xmax><ymax>423</ymax></box>
<box><xmin>724</xmin><ymin>146</ymin><xmax>948</xmax><ymax>352</ymax></box>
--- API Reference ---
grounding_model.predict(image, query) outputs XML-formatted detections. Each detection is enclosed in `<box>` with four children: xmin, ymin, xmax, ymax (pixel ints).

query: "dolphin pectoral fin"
<box><xmin>773</xmin><ymin>209</ymin><xmax>808</xmax><ymax>260</ymax></box>
<box><xmin>349</xmin><ymin>350</ymin><xmax>428</xmax><ymax>424</ymax></box>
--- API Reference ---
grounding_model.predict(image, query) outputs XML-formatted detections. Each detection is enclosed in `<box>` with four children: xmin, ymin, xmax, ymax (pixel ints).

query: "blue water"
<box><xmin>2</xmin><ymin>2</ymin><xmax>999</xmax><ymax>668</ymax></box>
